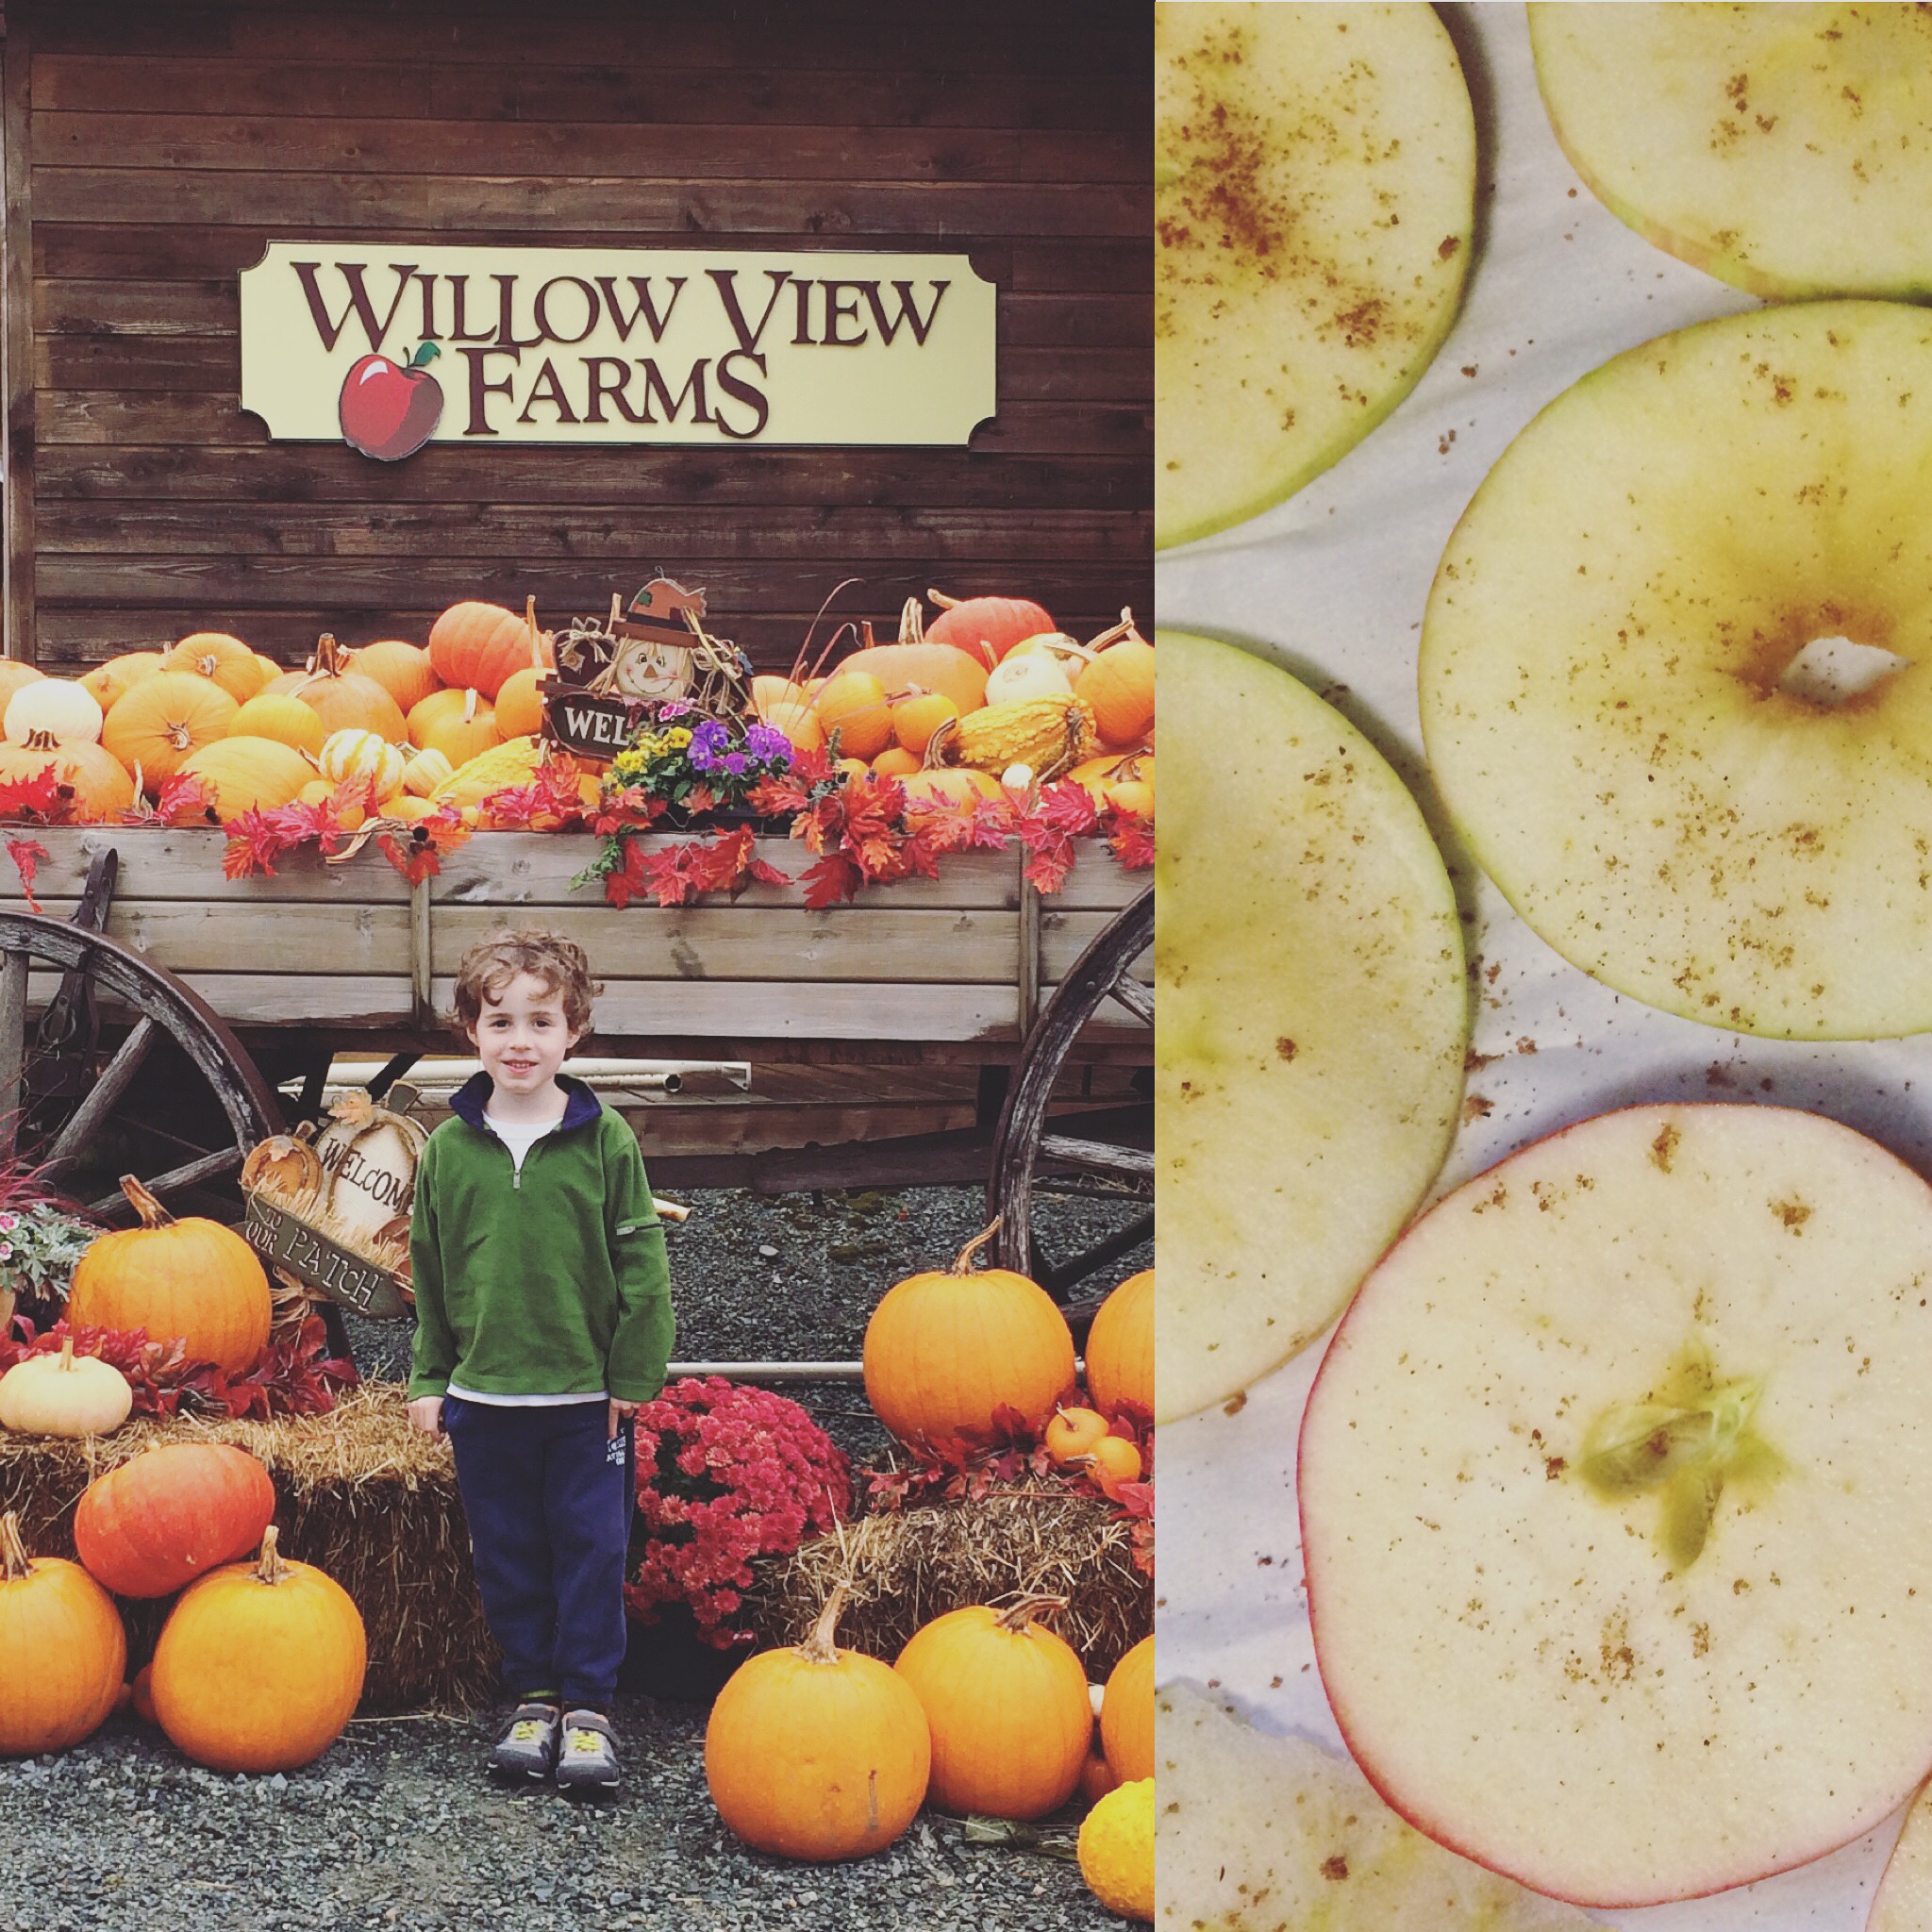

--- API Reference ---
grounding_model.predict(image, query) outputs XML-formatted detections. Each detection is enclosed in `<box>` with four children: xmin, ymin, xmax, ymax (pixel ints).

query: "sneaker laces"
<box><xmin>508</xmin><ymin>1718</ymin><xmax>549</xmax><ymax>1744</ymax></box>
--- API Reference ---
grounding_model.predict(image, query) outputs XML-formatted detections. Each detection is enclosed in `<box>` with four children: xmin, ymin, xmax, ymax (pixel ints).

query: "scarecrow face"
<box><xmin>613</xmin><ymin>641</ymin><xmax>693</xmax><ymax>700</ymax></box>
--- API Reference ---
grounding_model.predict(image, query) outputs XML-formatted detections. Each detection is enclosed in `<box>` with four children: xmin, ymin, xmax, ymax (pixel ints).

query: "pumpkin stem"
<box><xmin>948</xmin><ymin>1218</ymin><xmax>1002</xmax><ymax>1274</ymax></box>
<box><xmin>799</xmin><ymin>1584</ymin><xmax>848</xmax><ymax>1664</ymax></box>
<box><xmin>56</xmin><ymin>1336</ymin><xmax>75</xmax><ymax>1372</ymax></box>
<box><xmin>462</xmin><ymin>687</ymin><xmax>478</xmax><ymax>725</ymax></box>
<box><xmin>21</xmin><ymin>729</ymin><xmax>58</xmax><ymax>752</ymax></box>
<box><xmin>117</xmin><ymin>1174</ymin><xmax>175</xmax><ymax>1229</ymax></box>
<box><xmin>993</xmin><ymin>1593</ymin><xmax>1070</xmax><ymax>1633</ymax></box>
<box><xmin>0</xmin><ymin>1511</ymin><xmax>31</xmax><ymax>1582</ymax></box>
<box><xmin>927</xmin><ymin>587</ymin><xmax>962</xmax><ymax>611</ymax></box>
<box><xmin>1084</xmin><ymin>611</ymin><xmax>1142</xmax><ymax>655</ymax></box>
<box><xmin>899</xmin><ymin>596</ymin><xmax>925</xmax><ymax>647</ymax></box>
<box><xmin>253</xmin><ymin>1525</ymin><xmax>290</xmax><ymax>1587</ymax></box>
<box><xmin>525</xmin><ymin>595</ymin><xmax>543</xmax><ymax>669</ymax></box>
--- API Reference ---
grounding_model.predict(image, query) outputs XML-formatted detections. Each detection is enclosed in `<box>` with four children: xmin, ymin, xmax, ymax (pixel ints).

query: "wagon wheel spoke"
<box><xmin>41</xmin><ymin>1015</ymin><xmax>158</xmax><ymax>1174</ymax></box>
<box><xmin>989</xmin><ymin>890</ymin><xmax>1153</xmax><ymax>1322</ymax></box>
<box><xmin>0</xmin><ymin>905</ymin><xmax>280</xmax><ymax>1271</ymax></box>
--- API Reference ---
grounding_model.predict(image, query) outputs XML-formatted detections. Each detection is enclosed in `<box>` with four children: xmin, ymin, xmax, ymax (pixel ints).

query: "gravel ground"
<box><xmin>0</xmin><ymin>1184</ymin><xmax>1150</xmax><ymax>1932</ymax></box>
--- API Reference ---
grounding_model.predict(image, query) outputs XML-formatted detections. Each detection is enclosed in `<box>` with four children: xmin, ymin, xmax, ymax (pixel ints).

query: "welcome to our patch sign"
<box><xmin>239</xmin><ymin>243</ymin><xmax>998</xmax><ymax>459</ymax></box>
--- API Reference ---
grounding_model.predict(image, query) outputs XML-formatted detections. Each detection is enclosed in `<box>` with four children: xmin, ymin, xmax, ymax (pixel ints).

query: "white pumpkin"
<box><xmin>312</xmin><ymin>1094</ymin><xmax>428</xmax><ymax>1248</ymax></box>
<box><xmin>319</xmin><ymin>728</ymin><xmax>407</xmax><ymax>801</ymax></box>
<box><xmin>402</xmin><ymin>746</ymin><xmax>454</xmax><ymax>798</ymax></box>
<box><xmin>0</xmin><ymin>1339</ymin><xmax>133</xmax><ymax>1437</ymax></box>
<box><xmin>985</xmin><ymin>648</ymin><xmax>1074</xmax><ymax>705</ymax></box>
<box><xmin>5</xmin><ymin>678</ymin><xmax>104</xmax><ymax>747</ymax></box>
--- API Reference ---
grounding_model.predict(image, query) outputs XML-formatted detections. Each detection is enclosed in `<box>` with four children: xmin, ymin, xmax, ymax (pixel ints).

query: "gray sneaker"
<box><xmin>556</xmin><ymin>1709</ymin><xmax>620</xmax><ymax>1794</ymax></box>
<box><xmin>488</xmin><ymin>1702</ymin><xmax>560</xmax><ymax>1781</ymax></box>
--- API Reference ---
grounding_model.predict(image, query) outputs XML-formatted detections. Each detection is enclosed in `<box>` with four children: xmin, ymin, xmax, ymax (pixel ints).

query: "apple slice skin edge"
<box><xmin>1298</xmin><ymin>1102</ymin><xmax>1932</xmax><ymax>1908</ymax></box>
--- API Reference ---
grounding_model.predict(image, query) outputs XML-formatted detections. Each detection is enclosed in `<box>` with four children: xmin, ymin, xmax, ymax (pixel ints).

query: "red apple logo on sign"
<box><xmin>339</xmin><ymin>341</ymin><xmax>443</xmax><ymax>461</ymax></box>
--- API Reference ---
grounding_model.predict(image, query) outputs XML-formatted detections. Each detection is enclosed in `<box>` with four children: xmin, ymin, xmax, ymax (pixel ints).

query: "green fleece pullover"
<box><xmin>407</xmin><ymin>1074</ymin><xmax>674</xmax><ymax>1402</ymax></box>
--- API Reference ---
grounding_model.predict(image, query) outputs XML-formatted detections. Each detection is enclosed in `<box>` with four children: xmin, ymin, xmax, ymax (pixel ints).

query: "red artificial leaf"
<box><xmin>220</xmin><ymin>808</ymin><xmax>292</xmax><ymax>879</ymax></box>
<box><xmin>1024</xmin><ymin>839</ymin><xmax>1076</xmax><ymax>895</ymax></box>
<box><xmin>150</xmin><ymin>772</ymin><xmax>217</xmax><ymax>826</ymax></box>
<box><xmin>0</xmin><ymin>767</ymin><xmax>75</xmax><ymax>828</ymax></box>
<box><xmin>1107</xmin><ymin>810</ymin><xmax>1155</xmax><ymax>870</ymax></box>
<box><xmin>1036</xmin><ymin>779</ymin><xmax>1102</xmax><ymax>838</ymax></box>
<box><xmin>6</xmin><ymin>838</ymin><xmax>49</xmax><ymax>913</ymax></box>
<box><xmin>588</xmin><ymin>788</ymin><xmax>665</xmax><ymax>837</ymax></box>
<box><xmin>746</xmin><ymin>851</ymin><xmax>790</xmax><ymax>889</ymax></box>
<box><xmin>799</xmin><ymin>850</ymin><xmax>863</xmax><ymax>909</ymax></box>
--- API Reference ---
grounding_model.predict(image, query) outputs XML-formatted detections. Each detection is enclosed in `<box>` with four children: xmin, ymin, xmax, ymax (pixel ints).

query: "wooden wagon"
<box><xmin>0</xmin><ymin>825</ymin><xmax>1151</xmax><ymax>1335</ymax></box>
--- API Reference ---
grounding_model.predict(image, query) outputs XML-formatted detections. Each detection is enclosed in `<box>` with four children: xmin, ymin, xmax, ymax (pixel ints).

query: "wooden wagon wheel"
<box><xmin>988</xmin><ymin>887</ymin><xmax>1152</xmax><ymax>1329</ymax></box>
<box><xmin>0</xmin><ymin>881</ymin><xmax>284</xmax><ymax>1224</ymax></box>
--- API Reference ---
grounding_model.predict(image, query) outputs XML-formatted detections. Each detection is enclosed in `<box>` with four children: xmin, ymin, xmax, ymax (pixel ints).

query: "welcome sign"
<box><xmin>239</xmin><ymin>243</ymin><xmax>998</xmax><ymax>458</ymax></box>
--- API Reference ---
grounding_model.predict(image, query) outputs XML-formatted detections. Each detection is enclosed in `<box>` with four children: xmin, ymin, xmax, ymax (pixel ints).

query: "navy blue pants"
<box><xmin>442</xmin><ymin>1396</ymin><xmax>635</xmax><ymax>1710</ymax></box>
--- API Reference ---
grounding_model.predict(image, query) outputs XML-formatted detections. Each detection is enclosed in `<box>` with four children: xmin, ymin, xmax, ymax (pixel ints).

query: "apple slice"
<box><xmin>1157</xmin><ymin>1685</ymin><xmax>1603</xmax><ymax>1929</ymax></box>
<box><xmin>1156</xmin><ymin>2</ymin><xmax>1474</xmax><ymax>548</ymax></box>
<box><xmin>1300</xmin><ymin>1103</ymin><xmax>1932</xmax><ymax>1907</ymax></box>
<box><xmin>1531</xmin><ymin>5</ymin><xmax>1932</xmax><ymax>299</ymax></box>
<box><xmin>1156</xmin><ymin>630</ymin><xmax>1465</xmax><ymax>1422</ymax></box>
<box><xmin>1871</xmin><ymin>1780</ymin><xmax>1932</xmax><ymax>1932</ymax></box>
<box><xmin>1422</xmin><ymin>299</ymin><xmax>1932</xmax><ymax>1040</ymax></box>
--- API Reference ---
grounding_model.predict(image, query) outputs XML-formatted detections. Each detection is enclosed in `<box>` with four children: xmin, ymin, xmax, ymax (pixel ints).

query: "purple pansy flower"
<box><xmin>721</xmin><ymin>751</ymin><xmax>748</xmax><ymax>776</ymax></box>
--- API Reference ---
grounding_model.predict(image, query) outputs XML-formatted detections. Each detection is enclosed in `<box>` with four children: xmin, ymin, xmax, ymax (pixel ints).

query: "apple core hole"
<box><xmin>1776</xmin><ymin>636</ymin><xmax>1911</xmax><ymax>708</ymax></box>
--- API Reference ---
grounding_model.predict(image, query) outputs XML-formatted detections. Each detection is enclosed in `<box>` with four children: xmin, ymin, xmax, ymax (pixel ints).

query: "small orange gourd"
<box><xmin>862</xmin><ymin>1222</ymin><xmax>1076</xmax><ymax>1452</ymax></box>
<box><xmin>151</xmin><ymin>1527</ymin><xmax>366</xmax><ymax>1774</ymax></box>
<box><xmin>408</xmin><ymin>686</ymin><xmax>501</xmax><ymax>766</ymax></box>
<box><xmin>343</xmin><ymin>639</ymin><xmax>439</xmax><ymax>714</ymax></box>
<box><xmin>81</xmin><ymin>652</ymin><xmax>163</xmax><ymax>713</ymax></box>
<box><xmin>1077</xmin><ymin>635</ymin><xmax>1156</xmax><ymax>747</ymax></box>
<box><xmin>706</xmin><ymin>1588</ymin><xmax>930</xmax><ymax>1860</ymax></box>
<box><xmin>892</xmin><ymin>691</ymin><xmax>960</xmax><ymax>758</ymax></box>
<box><xmin>894</xmin><ymin>1598</ymin><xmax>1093</xmax><ymax>1819</ymax></box>
<box><xmin>0</xmin><ymin>1511</ymin><xmax>125</xmax><ymax>1756</ymax></box>
<box><xmin>66</xmin><ymin>1176</ymin><xmax>273</xmax><ymax>1376</ymax></box>
<box><xmin>871</xmin><ymin>745</ymin><xmax>921</xmax><ymax>778</ymax></box>
<box><xmin>1044</xmin><ymin>1405</ymin><xmax>1111</xmax><ymax>1465</ymax></box>
<box><xmin>813</xmin><ymin>672</ymin><xmax>893</xmax><ymax>760</ymax></box>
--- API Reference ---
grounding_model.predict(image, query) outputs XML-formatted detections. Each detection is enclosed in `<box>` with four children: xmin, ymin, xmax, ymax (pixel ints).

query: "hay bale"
<box><xmin>0</xmin><ymin>1382</ymin><xmax>498</xmax><ymax>1713</ymax></box>
<box><xmin>748</xmin><ymin>1484</ymin><xmax>1153</xmax><ymax>1677</ymax></box>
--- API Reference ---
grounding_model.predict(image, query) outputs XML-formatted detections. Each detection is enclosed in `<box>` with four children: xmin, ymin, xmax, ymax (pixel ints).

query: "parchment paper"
<box><xmin>1156</xmin><ymin>6</ymin><xmax>1932</xmax><ymax>1924</ymax></box>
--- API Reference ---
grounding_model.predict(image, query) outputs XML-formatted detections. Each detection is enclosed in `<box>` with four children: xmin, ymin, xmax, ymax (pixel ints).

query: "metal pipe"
<box><xmin>291</xmin><ymin>1056</ymin><xmax>752</xmax><ymax>1103</ymax></box>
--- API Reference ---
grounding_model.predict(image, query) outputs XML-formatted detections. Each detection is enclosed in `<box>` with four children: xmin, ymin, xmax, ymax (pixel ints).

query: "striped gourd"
<box><xmin>938</xmin><ymin>695</ymin><xmax>1096</xmax><ymax>781</ymax></box>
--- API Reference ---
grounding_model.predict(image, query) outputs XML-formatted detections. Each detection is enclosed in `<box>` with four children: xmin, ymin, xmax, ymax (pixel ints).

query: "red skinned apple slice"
<box><xmin>1531</xmin><ymin>5</ymin><xmax>1932</xmax><ymax>299</ymax></box>
<box><xmin>1871</xmin><ymin>1779</ymin><xmax>1932</xmax><ymax>1932</ymax></box>
<box><xmin>1156</xmin><ymin>3</ymin><xmax>1474</xmax><ymax>548</ymax></box>
<box><xmin>1157</xmin><ymin>1686</ymin><xmax>1604</xmax><ymax>1930</ymax></box>
<box><xmin>1423</xmin><ymin>300</ymin><xmax>1932</xmax><ymax>1040</ymax></box>
<box><xmin>1156</xmin><ymin>630</ymin><xmax>1466</xmax><ymax>1422</ymax></box>
<box><xmin>1300</xmin><ymin>1103</ymin><xmax>1932</xmax><ymax>1907</ymax></box>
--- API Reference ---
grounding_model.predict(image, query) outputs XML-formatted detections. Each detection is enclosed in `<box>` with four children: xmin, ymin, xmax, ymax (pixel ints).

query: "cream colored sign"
<box><xmin>239</xmin><ymin>243</ymin><xmax>997</xmax><ymax>456</ymax></box>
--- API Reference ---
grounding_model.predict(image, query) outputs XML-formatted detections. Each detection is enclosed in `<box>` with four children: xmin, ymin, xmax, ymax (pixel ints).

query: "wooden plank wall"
<box><xmin>6</xmin><ymin>0</ymin><xmax>1151</xmax><ymax>677</ymax></box>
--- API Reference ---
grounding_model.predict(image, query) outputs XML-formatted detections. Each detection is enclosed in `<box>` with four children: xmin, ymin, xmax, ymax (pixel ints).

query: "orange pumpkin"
<box><xmin>751</xmin><ymin>674</ymin><xmax>807</xmax><ymax>714</ymax></box>
<box><xmin>176</xmin><ymin>737</ymin><xmax>315</xmax><ymax>820</ymax></box>
<box><xmin>266</xmin><ymin>634</ymin><xmax>407</xmax><ymax>742</ymax></box>
<box><xmin>1086</xmin><ymin>1435</ymin><xmax>1141</xmax><ymax>1490</ymax></box>
<box><xmin>343</xmin><ymin>639</ymin><xmax>439</xmax><ymax>714</ymax></box>
<box><xmin>229</xmin><ymin>691</ymin><xmax>327</xmax><ymax>757</ymax></box>
<box><xmin>925</xmin><ymin>590</ymin><xmax>1056</xmax><ymax>668</ymax></box>
<box><xmin>163</xmin><ymin>632</ymin><xmax>261</xmax><ymax>702</ymax></box>
<box><xmin>1077</xmin><ymin>637</ymin><xmax>1155</xmax><ymax>747</ymax></box>
<box><xmin>252</xmin><ymin>652</ymin><xmax>281</xmax><ymax>688</ymax></box>
<box><xmin>151</xmin><ymin>1528</ymin><xmax>366</xmax><ymax>1774</ymax></box>
<box><xmin>66</xmin><ymin>1176</ymin><xmax>273</xmax><ymax>1376</ymax></box>
<box><xmin>427</xmin><ymin>600</ymin><xmax>550</xmax><ymax>700</ymax></box>
<box><xmin>1080</xmin><ymin>1750</ymin><xmax>1120</xmax><ymax>1804</ymax></box>
<box><xmin>862</xmin><ymin>1224</ymin><xmax>1076</xmax><ymax>1452</ymax></box>
<box><xmin>706</xmin><ymin>1589</ymin><xmax>931</xmax><ymax>1860</ymax></box>
<box><xmin>408</xmin><ymin>686</ymin><xmax>501</xmax><ymax>765</ymax></box>
<box><xmin>102</xmin><ymin>672</ymin><xmax>240</xmax><ymax>785</ymax></box>
<box><xmin>842</xmin><ymin>642</ymin><xmax>988</xmax><ymax>716</ymax></box>
<box><xmin>902</xmin><ymin>767</ymin><xmax>1004</xmax><ymax>812</ymax></box>
<box><xmin>761</xmin><ymin>699</ymin><xmax>824</xmax><ymax>754</ymax></box>
<box><xmin>894</xmin><ymin>1599</ymin><xmax>1093</xmax><ymax>1818</ymax></box>
<box><xmin>491</xmin><ymin>596</ymin><xmax>551</xmax><ymax>740</ymax></box>
<box><xmin>892</xmin><ymin>691</ymin><xmax>961</xmax><ymax>758</ymax></box>
<box><xmin>814</xmin><ymin>671</ymin><xmax>893</xmax><ymax>760</ymax></box>
<box><xmin>0</xmin><ymin>735</ymin><xmax>134</xmax><ymax>821</ymax></box>
<box><xmin>0</xmin><ymin>1510</ymin><xmax>125</xmax><ymax>1756</ymax></box>
<box><xmin>385</xmin><ymin>794</ymin><xmax>438</xmax><ymax>823</ymax></box>
<box><xmin>74</xmin><ymin>1443</ymin><xmax>276</xmax><ymax>1599</ymax></box>
<box><xmin>871</xmin><ymin>746</ymin><xmax>921</xmax><ymax>779</ymax></box>
<box><xmin>1044</xmin><ymin>1405</ymin><xmax>1111</xmax><ymax>1465</ymax></box>
<box><xmin>81</xmin><ymin>651</ymin><xmax>164</xmax><ymax>713</ymax></box>
<box><xmin>1086</xmin><ymin>1268</ymin><xmax>1153</xmax><ymax>1418</ymax></box>
<box><xmin>1099</xmin><ymin>1636</ymin><xmax>1154</xmax><ymax>1783</ymax></box>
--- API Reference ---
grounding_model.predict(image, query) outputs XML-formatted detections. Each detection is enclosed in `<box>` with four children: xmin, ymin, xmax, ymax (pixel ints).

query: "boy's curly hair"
<box><xmin>451</xmin><ymin>928</ymin><xmax>600</xmax><ymax>1039</ymax></box>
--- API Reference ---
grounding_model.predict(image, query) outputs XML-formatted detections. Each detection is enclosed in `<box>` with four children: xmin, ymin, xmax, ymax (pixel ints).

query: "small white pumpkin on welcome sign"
<box><xmin>312</xmin><ymin>1093</ymin><xmax>427</xmax><ymax>1248</ymax></box>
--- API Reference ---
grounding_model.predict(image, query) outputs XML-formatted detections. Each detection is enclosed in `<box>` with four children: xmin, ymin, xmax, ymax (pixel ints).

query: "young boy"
<box><xmin>406</xmin><ymin>928</ymin><xmax>674</xmax><ymax>1793</ymax></box>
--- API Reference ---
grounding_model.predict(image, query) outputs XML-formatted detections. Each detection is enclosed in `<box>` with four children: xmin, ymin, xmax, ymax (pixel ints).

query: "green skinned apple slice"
<box><xmin>1871</xmin><ymin>1779</ymin><xmax>1932</xmax><ymax>1932</ymax></box>
<box><xmin>1422</xmin><ymin>299</ymin><xmax>1932</xmax><ymax>1041</ymax></box>
<box><xmin>1531</xmin><ymin>5</ymin><xmax>1932</xmax><ymax>299</ymax></box>
<box><xmin>1156</xmin><ymin>1686</ymin><xmax>1604</xmax><ymax>1930</ymax></box>
<box><xmin>1156</xmin><ymin>631</ymin><xmax>1465</xmax><ymax>1422</ymax></box>
<box><xmin>1156</xmin><ymin>3</ymin><xmax>1474</xmax><ymax>549</ymax></box>
<box><xmin>1300</xmin><ymin>1104</ymin><xmax>1932</xmax><ymax>1907</ymax></box>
